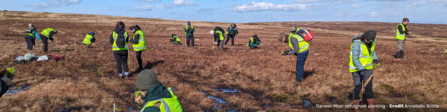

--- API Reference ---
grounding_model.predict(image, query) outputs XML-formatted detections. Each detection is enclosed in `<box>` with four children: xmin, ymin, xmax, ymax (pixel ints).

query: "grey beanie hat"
<box><xmin>137</xmin><ymin>69</ymin><xmax>159</xmax><ymax>91</ymax></box>
<box><xmin>291</xmin><ymin>26</ymin><xmax>297</xmax><ymax>32</ymax></box>
<box><xmin>363</xmin><ymin>30</ymin><xmax>376</xmax><ymax>42</ymax></box>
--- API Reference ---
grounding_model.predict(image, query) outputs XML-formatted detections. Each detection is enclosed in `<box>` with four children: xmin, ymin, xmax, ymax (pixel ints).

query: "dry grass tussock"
<box><xmin>0</xmin><ymin>11</ymin><xmax>446</xmax><ymax>111</ymax></box>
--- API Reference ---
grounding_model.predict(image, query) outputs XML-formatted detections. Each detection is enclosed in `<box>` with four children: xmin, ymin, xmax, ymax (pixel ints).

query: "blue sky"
<box><xmin>1</xmin><ymin>0</ymin><xmax>447</xmax><ymax>24</ymax></box>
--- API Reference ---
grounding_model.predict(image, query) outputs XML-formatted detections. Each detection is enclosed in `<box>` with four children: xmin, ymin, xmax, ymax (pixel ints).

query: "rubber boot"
<box><xmin>395</xmin><ymin>51</ymin><xmax>400</xmax><ymax>59</ymax></box>
<box><xmin>367</xmin><ymin>98</ymin><xmax>375</xmax><ymax>112</ymax></box>
<box><xmin>353</xmin><ymin>100</ymin><xmax>361</xmax><ymax>112</ymax></box>
<box><xmin>401</xmin><ymin>51</ymin><xmax>404</xmax><ymax>59</ymax></box>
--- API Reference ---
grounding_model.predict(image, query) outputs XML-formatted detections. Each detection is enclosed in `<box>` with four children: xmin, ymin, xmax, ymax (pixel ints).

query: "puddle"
<box><xmin>214</xmin><ymin>88</ymin><xmax>240</xmax><ymax>93</ymax></box>
<box><xmin>198</xmin><ymin>90</ymin><xmax>235</xmax><ymax>111</ymax></box>
<box><xmin>4</xmin><ymin>85</ymin><xmax>31</xmax><ymax>95</ymax></box>
<box><xmin>207</xmin><ymin>96</ymin><xmax>227</xmax><ymax>104</ymax></box>
<box><xmin>303</xmin><ymin>99</ymin><xmax>312</xmax><ymax>108</ymax></box>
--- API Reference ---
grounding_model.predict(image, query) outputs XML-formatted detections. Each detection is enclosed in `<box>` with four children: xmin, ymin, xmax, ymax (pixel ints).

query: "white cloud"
<box><xmin>26</xmin><ymin>0</ymin><xmax>82</xmax><ymax>9</ymax></box>
<box><xmin>164</xmin><ymin>0</ymin><xmax>199</xmax><ymax>8</ymax></box>
<box><xmin>370</xmin><ymin>12</ymin><xmax>380</xmax><ymax>17</ymax></box>
<box><xmin>352</xmin><ymin>4</ymin><xmax>362</xmax><ymax>8</ymax></box>
<box><xmin>139</xmin><ymin>0</ymin><xmax>162</xmax><ymax>3</ymax></box>
<box><xmin>132</xmin><ymin>6</ymin><xmax>155</xmax><ymax>11</ymax></box>
<box><xmin>232</xmin><ymin>2</ymin><xmax>312</xmax><ymax>12</ymax></box>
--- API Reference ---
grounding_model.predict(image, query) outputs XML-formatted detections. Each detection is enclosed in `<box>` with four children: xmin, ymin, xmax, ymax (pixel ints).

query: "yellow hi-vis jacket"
<box><xmin>82</xmin><ymin>34</ymin><xmax>94</xmax><ymax>45</ymax></box>
<box><xmin>132</xmin><ymin>30</ymin><xmax>146</xmax><ymax>51</ymax></box>
<box><xmin>41</xmin><ymin>28</ymin><xmax>54</xmax><ymax>39</ymax></box>
<box><xmin>112</xmin><ymin>31</ymin><xmax>129</xmax><ymax>51</ymax></box>
<box><xmin>349</xmin><ymin>40</ymin><xmax>376</xmax><ymax>72</ymax></box>
<box><xmin>288</xmin><ymin>33</ymin><xmax>309</xmax><ymax>54</ymax></box>
<box><xmin>215</xmin><ymin>30</ymin><xmax>224</xmax><ymax>41</ymax></box>
<box><xmin>140</xmin><ymin>87</ymin><xmax>183</xmax><ymax>112</ymax></box>
<box><xmin>396</xmin><ymin>23</ymin><xmax>406</xmax><ymax>40</ymax></box>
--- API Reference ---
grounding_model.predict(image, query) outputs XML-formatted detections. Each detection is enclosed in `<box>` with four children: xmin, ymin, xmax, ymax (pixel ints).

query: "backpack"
<box><xmin>229</xmin><ymin>28</ymin><xmax>237</xmax><ymax>36</ymax></box>
<box><xmin>303</xmin><ymin>30</ymin><xmax>314</xmax><ymax>42</ymax></box>
<box><xmin>116</xmin><ymin>33</ymin><xmax>126</xmax><ymax>48</ymax></box>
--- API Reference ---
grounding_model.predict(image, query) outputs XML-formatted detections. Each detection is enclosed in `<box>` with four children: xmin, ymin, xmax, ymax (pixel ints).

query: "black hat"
<box><xmin>363</xmin><ymin>30</ymin><xmax>376</xmax><ymax>42</ymax></box>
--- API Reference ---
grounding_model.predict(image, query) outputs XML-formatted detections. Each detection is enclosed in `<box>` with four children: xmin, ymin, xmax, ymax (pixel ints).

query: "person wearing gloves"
<box><xmin>82</xmin><ymin>32</ymin><xmax>96</xmax><ymax>48</ymax></box>
<box><xmin>129</xmin><ymin>25</ymin><xmax>146</xmax><ymax>72</ymax></box>
<box><xmin>135</xmin><ymin>69</ymin><xmax>183</xmax><ymax>112</ymax></box>
<box><xmin>225</xmin><ymin>23</ymin><xmax>239</xmax><ymax>47</ymax></box>
<box><xmin>278</xmin><ymin>27</ymin><xmax>310</xmax><ymax>82</ymax></box>
<box><xmin>40</xmin><ymin>28</ymin><xmax>58</xmax><ymax>52</ymax></box>
<box><xmin>169</xmin><ymin>34</ymin><xmax>181</xmax><ymax>44</ymax></box>
<box><xmin>110</xmin><ymin>21</ymin><xmax>130</xmax><ymax>79</ymax></box>
<box><xmin>184</xmin><ymin>21</ymin><xmax>195</xmax><ymax>47</ymax></box>
<box><xmin>247</xmin><ymin>34</ymin><xmax>261</xmax><ymax>49</ymax></box>
<box><xmin>0</xmin><ymin>67</ymin><xmax>15</xmax><ymax>98</ymax></box>
<box><xmin>25</xmin><ymin>23</ymin><xmax>41</xmax><ymax>50</ymax></box>
<box><xmin>349</xmin><ymin>30</ymin><xmax>380</xmax><ymax>112</ymax></box>
<box><xmin>210</xmin><ymin>26</ymin><xmax>225</xmax><ymax>50</ymax></box>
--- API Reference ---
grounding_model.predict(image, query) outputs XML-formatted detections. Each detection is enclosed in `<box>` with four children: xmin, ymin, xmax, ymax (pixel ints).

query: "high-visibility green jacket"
<box><xmin>396</xmin><ymin>23</ymin><xmax>406</xmax><ymax>40</ymax></box>
<box><xmin>83</xmin><ymin>34</ymin><xmax>94</xmax><ymax>45</ymax></box>
<box><xmin>173</xmin><ymin>35</ymin><xmax>181</xmax><ymax>42</ymax></box>
<box><xmin>140</xmin><ymin>87</ymin><xmax>183</xmax><ymax>112</ymax></box>
<box><xmin>215</xmin><ymin>30</ymin><xmax>224</xmax><ymax>41</ymax></box>
<box><xmin>288</xmin><ymin>33</ymin><xmax>309</xmax><ymax>54</ymax></box>
<box><xmin>349</xmin><ymin>38</ymin><xmax>376</xmax><ymax>72</ymax></box>
<box><xmin>112</xmin><ymin>31</ymin><xmax>129</xmax><ymax>51</ymax></box>
<box><xmin>184</xmin><ymin>26</ymin><xmax>194</xmax><ymax>36</ymax></box>
<box><xmin>132</xmin><ymin>30</ymin><xmax>146</xmax><ymax>51</ymax></box>
<box><xmin>41</xmin><ymin>28</ymin><xmax>54</xmax><ymax>39</ymax></box>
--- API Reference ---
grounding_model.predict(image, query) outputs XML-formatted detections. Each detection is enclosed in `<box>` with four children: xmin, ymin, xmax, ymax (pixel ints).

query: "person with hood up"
<box><xmin>184</xmin><ymin>21</ymin><xmax>195</xmax><ymax>47</ymax></box>
<box><xmin>82</xmin><ymin>32</ymin><xmax>96</xmax><ymax>48</ymax></box>
<box><xmin>135</xmin><ymin>69</ymin><xmax>183</xmax><ymax>112</ymax></box>
<box><xmin>349</xmin><ymin>30</ymin><xmax>380</xmax><ymax>112</ymax></box>
<box><xmin>25</xmin><ymin>23</ymin><xmax>41</xmax><ymax>50</ymax></box>
<box><xmin>278</xmin><ymin>27</ymin><xmax>310</xmax><ymax>82</ymax></box>
<box><xmin>247</xmin><ymin>34</ymin><xmax>261</xmax><ymax>49</ymax></box>
<box><xmin>40</xmin><ymin>27</ymin><xmax>58</xmax><ymax>52</ymax></box>
<box><xmin>225</xmin><ymin>23</ymin><xmax>239</xmax><ymax>47</ymax></box>
<box><xmin>110</xmin><ymin>21</ymin><xmax>130</xmax><ymax>79</ymax></box>
<box><xmin>129</xmin><ymin>25</ymin><xmax>146</xmax><ymax>72</ymax></box>
<box><xmin>210</xmin><ymin>26</ymin><xmax>225</xmax><ymax>50</ymax></box>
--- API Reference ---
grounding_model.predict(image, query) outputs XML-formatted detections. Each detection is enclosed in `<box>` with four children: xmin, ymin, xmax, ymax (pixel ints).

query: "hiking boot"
<box><xmin>395</xmin><ymin>51</ymin><xmax>400</xmax><ymax>59</ymax></box>
<box><xmin>232</xmin><ymin>45</ymin><xmax>234</xmax><ymax>48</ymax></box>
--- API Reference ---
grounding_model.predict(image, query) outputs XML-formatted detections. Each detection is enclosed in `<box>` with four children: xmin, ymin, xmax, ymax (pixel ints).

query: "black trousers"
<box><xmin>187</xmin><ymin>35</ymin><xmax>194</xmax><ymax>46</ymax></box>
<box><xmin>41</xmin><ymin>35</ymin><xmax>49</xmax><ymax>52</ymax></box>
<box><xmin>136</xmin><ymin>51</ymin><xmax>143</xmax><ymax>69</ymax></box>
<box><xmin>225</xmin><ymin>34</ymin><xmax>235</xmax><ymax>46</ymax></box>
<box><xmin>113</xmin><ymin>50</ymin><xmax>129</xmax><ymax>74</ymax></box>
<box><xmin>25</xmin><ymin>35</ymin><xmax>33</xmax><ymax>50</ymax></box>
<box><xmin>352</xmin><ymin>70</ymin><xmax>374</xmax><ymax>100</ymax></box>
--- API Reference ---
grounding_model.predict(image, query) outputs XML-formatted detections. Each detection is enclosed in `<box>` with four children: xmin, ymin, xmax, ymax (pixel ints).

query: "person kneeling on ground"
<box><xmin>247</xmin><ymin>34</ymin><xmax>261</xmax><ymax>49</ymax></box>
<box><xmin>135</xmin><ymin>69</ymin><xmax>183</xmax><ymax>112</ymax></box>
<box><xmin>82</xmin><ymin>32</ymin><xmax>96</xmax><ymax>48</ymax></box>
<box><xmin>278</xmin><ymin>27</ymin><xmax>310</xmax><ymax>82</ymax></box>
<box><xmin>169</xmin><ymin>34</ymin><xmax>181</xmax><ymax>44</ymax></box>
<box><xmin>0</xmin><ymin>67</ymin><xmax>15</xmax><ymax>98</ymax></box>
<box><xmin>349</xmin><ymin>30</ymin><xmax>380</xmax><ymax>112</ymax></box>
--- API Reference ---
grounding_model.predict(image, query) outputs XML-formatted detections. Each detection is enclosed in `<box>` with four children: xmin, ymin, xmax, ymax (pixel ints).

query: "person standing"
<box><xmin>349</xmin><ymin>30</ymin><xmax>380</xmax><ymax>112</ymax></box>
<box><xmin>129</xmin><ymin>25</ymin><xmax>146</xmax><ymax>72</ymax></box>
<box><xmin>184</xmin><ymin>21</ymin><xmax>195</xmax><ymax>47</ymax></box>
<box><xmin>82</xmin><ymin>32</ymin><xmax>96</xmax><ymax>48</ymax></box>
<box><xmin>40</xmin><ymin>28</ymin><xmax>57</xmax><ymax>52</ymax></box>
<box><xmin>110</xmin><ymin>21</ymin><xmax>130</xmax><ymax>79</ymax></box>
<box><xmin>25</xmin><ymin>23</ymin><xmax>41</xmax><ymax>50</ymax></box>
<box><xmin>211</xmin><ymin>26</ymin><xmax>225</xmax><ymax>50</ymax></box>
<box><xmin>278</xmin><ymin>27</ymin><xmax>310</xmax><ymax>82</ymax></box>
<box><xmin>225</xmin><ymin>23</ymin><xmax>238</xmax><ymax>47</ymax></box>
<box><xmin>396</xmin><ymin>18</ymin><xmax>410</xmax><ymax>59</ymax></box>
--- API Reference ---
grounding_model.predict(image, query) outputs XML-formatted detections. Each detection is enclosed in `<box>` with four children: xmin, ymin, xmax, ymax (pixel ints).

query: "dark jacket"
<box><xmin>109</xmin><ymin>27</ymin><xmax>129</xmax><ymax>44</ymax></box>
<box><xmin>88</xmin><ymin>32</ymin><xmax>96</xmax><ymax>43</ymax></box>
<box><xmin>214</xmin><ymin>27</ymin><xmax>225</xmax><ymax>38</ymax></box>
<box><xmin>184</xmin><ymin>25</ymin><xmax>195</xmax><ymax>36</ymax></box>
<box><xmin>130</xmin><ymin>27</ymin><xmax>142</xmax><ymax>44</ymax></box>
<box><xmin>142</xmin><ymin>82</ymin><xmax>173</xmax><ymax>112</ymax></box>
<box><xmin>0</xmin><ymin>80</ymin><xmax>8</xmax><ymax>98</ymax></box>
<box><xmin>42</xmin><ymin>31</ymin><xmax>55</xmax><ymax>41</ymax></box>
<box><xmin>398</xmin><ymin>23</ymin><xmax>409</xmax><ymax>35</ymax></box>
<box><xmin>227</xmin><ymin>26</ymin><xmax>239</xmax><ymax>36</ymax></box>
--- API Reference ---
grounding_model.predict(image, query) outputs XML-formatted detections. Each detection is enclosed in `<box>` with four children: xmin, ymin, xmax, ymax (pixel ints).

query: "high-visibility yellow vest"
<box><xmin>215</xmin><ymin>30</ymin><xmax>224</xmax><ymax>40</ymax></box>
<box><xmin>26</xmin><ymin>27</ymin><xmax>35</xmax><ymax>37</ymax></box>
<box><xmin>295</xmin><ymin>28</ymin><xmax>301</xmax><ymax>34</ymax></box>
<box><xmin>288</xmin><ymin>33</ymin><xmax>309</xmax><ymax>54</ymax></box>
<box><xmin>140</xmin><ymin>87</ymin><xmax>183</xmax><ymax>112</ymax></box>
<box><xmin>349</xmin><ymin>40</ymin><xmax>376</xmax><ymax>72</ymax></box>
<box><xmin>396</xmin><ymin>23</ymin><xmax>406</xmax><ymax>40</ymax></box>
<box><xmin>185</xmin><ymin>26</ymin><xmax>194</xmax><ymax>35</ymax></box>
<box><xmin>173</xmin><ymin>36</ymin><xmax>181</xmax><ymax>42</ymax></box>
<box><xmin>41</xmin><ymin>28</ymin><xmax>54</xmax><ymax>38</ymax></box>
<box><xmin>82</xmin><ymin>34</ymin><xmax>93</xmax><ymax>45</ymax></box>
<box><xmin>247</xmin><ymin>37</ymin><xmax>254</xmax><ymax>47</ymax></box>
<box><xmin>112</xmin><ymin>31</ymin><xmax>129</xmax><ymax>51</ymax></box>
<box><xmin>132</xmin><ymin>30</ymin><xmax>146</xmax><ymax>51</ymax></box>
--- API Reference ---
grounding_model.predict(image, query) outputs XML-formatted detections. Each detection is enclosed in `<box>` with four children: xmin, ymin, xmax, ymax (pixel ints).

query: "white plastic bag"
<box><xmin>37</xmin><ymin>55</ymin><xmax>48</xmax><ymax>61</ymax></box>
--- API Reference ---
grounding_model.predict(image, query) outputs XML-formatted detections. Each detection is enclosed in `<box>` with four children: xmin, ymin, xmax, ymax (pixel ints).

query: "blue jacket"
<box><xmin>351</xmin><ymin>35</ymin><xmax>378</xmax><ymax>70</ymax></box>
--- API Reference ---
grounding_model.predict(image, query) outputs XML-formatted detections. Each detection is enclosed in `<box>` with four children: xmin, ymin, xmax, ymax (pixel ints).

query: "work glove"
<box><xmin>281</xmin><ymin>51</ymin><xmax>289</xmax><ymax>55</ymax></box>
<box><xmin>359</xmin><ymin>69</ymin><xmax>367</xmax><ymax>75</ymax></box>
<box><xmin>50</xmin><ymin>38</ymin><xmax>54</xmax><ymax>41</ymax></box>
<box><xmin>373</xmin><ymin>59</ymin><xmax>380</xmax><ymax>68</ymax></box>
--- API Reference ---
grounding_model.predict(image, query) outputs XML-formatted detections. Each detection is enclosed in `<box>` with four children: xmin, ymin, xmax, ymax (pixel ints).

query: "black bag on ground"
<box><xmin>116</xmin><ymin>33</ymin><xmax>126</xmax><ymax>48</ymax></box>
